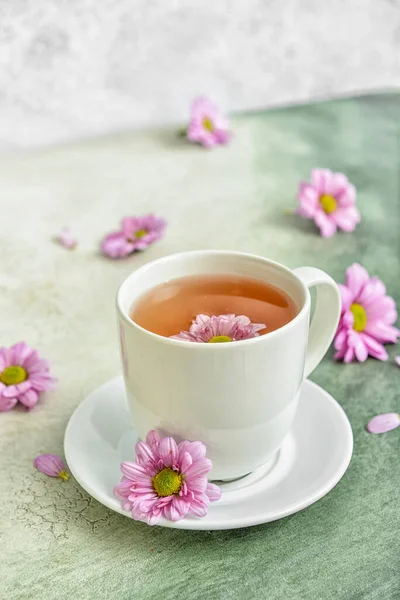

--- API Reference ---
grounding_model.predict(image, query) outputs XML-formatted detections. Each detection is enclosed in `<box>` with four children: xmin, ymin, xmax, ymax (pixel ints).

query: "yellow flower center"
<box><xmin>153</xmin><ymin>468</ymin><xmax>183</xmax><ymax>497</ymax></box>
<box><xmin>134</xmin><ymin>229</ymin><xmax>147</xmax><ymax>239</ymax></box>
<box><xmin>208</xmin><ymin>335</ymin><xmax>232</xmax><ymax>343</ymax></box>
<box><xmin>0</xmin><ymin>365</ymin><xmax>28</xmax><ymax>386</ymax></box>
<box><xmin>58</xmin><ymin>471</ymin><xmax>70</xmax><ymax>481</ymax></box>
<box><xmin>319</xmin><ymin>194</ymin><xmax>337</xmax><ymax>214</ymax></box>
<box><xmin>203</xmin><ymin>117</ymin><xmax>214</xmax><ymax>132</ymax></box>
<box><xmin>350</xmin><ymin>303</ymin><xmax>367</xmax><ymax>332</ymax></box>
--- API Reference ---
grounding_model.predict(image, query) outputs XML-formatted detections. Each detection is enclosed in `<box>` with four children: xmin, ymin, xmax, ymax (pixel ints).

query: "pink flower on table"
<box><xmin>101</xmin><ymin>214</ymin><xmax>167</xmax><ymax>258</ymax></box>
<box><xmin>57</xmin><ymin>227</ymin><xmax>77</xmax><ymax>250</ymax></box>
<box><xmin>334</xmin><ymin>263</ymin><xmax>400</xmax><ymax>363</ymax></box>
<box><xmin>297</xmin><ymin>168</ymin><xmax>360</xmax><ymax>238</ymax></box>
<box><xmin>34</xmin><ymin>454</ymin><xmax>70</xmax><ymax>480</ymax></box>
<box><xmin>187</xmin><ymin>97</ymin><xmax>231</xmax><ymax>149</ymax></box>
<box><xmin>114</xmin><ymin>430</ymin><xmax>221</xmax><ymax>525</ymax></box>
<box><xmin>0</xmin><ymin>342</ymin><xmax>55</xmax><ymax>411</ymax></box>
<box><xmin>170</xmin><ymin>314</ymin><xmax>266</xmax><ymax>343</ymax></box>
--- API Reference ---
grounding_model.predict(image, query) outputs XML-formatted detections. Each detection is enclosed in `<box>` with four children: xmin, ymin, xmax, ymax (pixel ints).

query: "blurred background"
<box><xmin>0</xmin><ymin>0</ymin><xmax>399</xmax><ymax>151</ymax></box>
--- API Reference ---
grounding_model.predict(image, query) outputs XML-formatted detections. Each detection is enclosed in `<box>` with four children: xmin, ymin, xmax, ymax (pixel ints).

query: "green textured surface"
<box><xmin>1</xmin><ymin>94</ymin><xmax>399</xmax><ymax>599</ymax></box>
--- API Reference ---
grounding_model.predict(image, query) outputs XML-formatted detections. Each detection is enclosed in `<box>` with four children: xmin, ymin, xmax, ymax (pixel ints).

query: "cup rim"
<box><xmin>116</xmin><ymin>250</ymin><xmax>310</xmax><ymax>349</ymax></box>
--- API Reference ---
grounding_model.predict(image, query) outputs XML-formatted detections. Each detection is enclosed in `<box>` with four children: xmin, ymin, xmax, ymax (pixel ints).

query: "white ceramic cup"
<box><xmin>117</xmin><ymin>250</ymin><xmax>341</xmax><ymax>481</ymax></box>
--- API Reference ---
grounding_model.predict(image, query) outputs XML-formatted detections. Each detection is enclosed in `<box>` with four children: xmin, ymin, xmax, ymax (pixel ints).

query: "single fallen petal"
<box><xmin>366</xmin><ymin>413</ymin><xmax>400</xmax><ymax>434</ymax></box>
<box><xmin>34</xmin><ymin>454</ymin><xmax>70</xmax><ymax>480</ymax></box>
<box><xmin>57</xmin><ymin>228</ymin><xmax>77</xmax><ymax>249</ymax></box>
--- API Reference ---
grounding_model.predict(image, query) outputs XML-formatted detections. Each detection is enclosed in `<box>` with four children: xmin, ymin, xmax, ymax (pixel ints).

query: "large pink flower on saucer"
<box><xmin>101</xmin><ymin>214</ymin><xmax>167</xmax><ymax>258</ymax></box>
<box><xmin>0</xmin><ymin>342</ymin><xmax>55</xmax><ymax>411</ymax></box>
<box><xmin>334</xmin><ymin>263</ymin><xmax>400</xmax><ymax>363</ymax></box>
<box><xmin>297</xmin><ymin>168</ymin><xmax>360</xmax><ymax>238</ymax></box>
<box><xmin>187</xmin><ymin>97</ymin><xmax>231</xmax><ymax>149</ymax></box>
<box><xmin>114</xmin><ymin>430</ymin><xmax>221</xmax><ymax>525</ymax></box>
<box><xmin>170</xmin><ymin>314</ymin><xmax>266</xmax><ymax>343</ymax></box>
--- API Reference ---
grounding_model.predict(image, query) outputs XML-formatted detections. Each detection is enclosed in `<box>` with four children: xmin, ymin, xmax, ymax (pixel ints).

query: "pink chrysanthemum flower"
<box><xmin>187</xmin><ymin>97</ymin><xmax>231</xmax><ymax>149</ymax></box>
<box><xmin>297</xmin><ymin>168</ymin><xmax>361</xmax><ymax>238</ymax></box>
<box><xmin>101</xmin><ymin>214</ymin><xmax>167</xmax><ymax>258</ymax></box>
<box><xmin>114</xmin><ymin>430</ymin><xmax>221</xmax><ymax>525</ymax></box>
<box><xmin>0</xmin><ymin>342</ymin><xmax>55</xmax><ymax>411</ymax></box>
<box><xmin>170</xmin><ymin>314</ymin><xmax>266</xmax><ymax>343</ymax></box>
<box><xmin>334</xmin><ymin>263</ymin><xmax>400</xmax><ymax>363</ymax></box>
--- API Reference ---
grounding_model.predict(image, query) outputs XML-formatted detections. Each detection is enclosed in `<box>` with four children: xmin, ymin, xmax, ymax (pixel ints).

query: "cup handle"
<box><xmin>293</xmin><ymin>267</ymin><xmax>341</xmax><ymax>378</ymax></box>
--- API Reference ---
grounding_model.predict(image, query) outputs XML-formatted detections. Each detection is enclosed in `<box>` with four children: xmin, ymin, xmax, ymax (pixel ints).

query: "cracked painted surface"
<box><xmin>1</xmin><ymin>94</ymin><xmax>399</xmax><ymax>599</ymax></box>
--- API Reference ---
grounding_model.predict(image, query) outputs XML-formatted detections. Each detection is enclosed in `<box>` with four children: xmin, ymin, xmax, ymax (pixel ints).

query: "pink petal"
<box><xmin>179</xmin><ymin>451</ymin><xmax>193</xmax><ymax>473</ymax></box>
<box><xmin>146</xmin><ymin>430</ymin><xmax>161</xmax><ymax>449</ymax></box>
<box><xmin>338</xmin><ymin>284</ymin><xmax>353</xmax><ymax>312</ymax></box>
<box><xmin>121</xmin><ymin>462</ymin><xmax>152</xmax><ymax>482</ymax></box>
<box><xmin>332</xmin><ymin>206</ymin><xmax>360</xmax><ymax>232</ymax></box>
<box><xmin>135</xmin><ymin>441</ymin><xmax>156</xmax><ymax>467</ymax></box>
<box><xmin>359</xmin><ymin>333</ymin><xmax>388</xmax><ymax>361</ymax></box>
<box><xmin>345</xmin><ymin>263</ymin><xmax>369</xmax><ymax>298</ymax></box>
<box><xmin>101</xmin><ymin>231</ymin><xmax>134</xmax><ymax>258</ymax></box>
<box><xmin>0</xmin><ymin>394</ymin><xmax>18</xmax><ymax>411</ymax></box>
<box><xmin>159</xmin><ymin>437</ymin><xmax>178</xmax><ymax>467</ymax></box>
<box><xmin>354</xmin><ymin>337</ymin><xmax>368</xmax><ymax>362</ymax></box>
<box><xmin>311</xmin><ymin>169</ymin><xmax>334</xmax><ymax>195</ymax></box>
<box><xmin>367</xmin><ymin>413</ymin><xmax>400</xmax><ymax>434</ymax></box>
<box><xmin>297</xmin><ymin>183</ymin><xmax>319</xmax><ymax>217</ymax></box>
<box><xmin>2</xmin><ymin>385</ymin><xmax>20</xmax><ymax>398</ymax></box>
<box><xmin>34</xmin><ymin>454</ymin><xmax>67</xmax><ymax>477</ymax></box>
<box><xmin>58</xmin><ymin>227</ymin><xmax>77</xmax><ymax>250</ymax></box>
<box><xmin>364</xmin><ymin>321</ymin><xmax>400</xmax><ymax>344</ymax></box>
<box><xmin>184</xmin><ymin>458</ymin><xmax>212</xmax><ymax>480</ymax></box>
<box><xmin>206</xmin><ymin>482</ymin><xmax>222</xmax><ymax>502</ymax></box>
<box><xmin>178</xmin><ymin>440</ymin><xmax>207</xmax><ymax>462</ymax></box>
<box><xmin>19</xmin><ymin>389</ymin><xmax>39</xmax><ymax>408</ymax></box>
<box><xmin>188</xmin><ymin>504</ymin><xmax>208</xmax><ymax>518</ymax></box>
<box><xmin>9</xmin><ymin>342</ymin><xmax>33</xmax><ymax>365</ymax></box>
<box><xmin>395</xmin><ymin>356</ymin><xmax>400</xmax><ymax>368</ymax></box>
<box><xmin>336</xmin><ymin>182</ymin><xmax>356</xmax><ymax>206</ymax></box>
<box><xmin>185</xmin><ymin>476</ymin><xmax>208</xmax><ymax>494</ymax></box>
<box><xmin>314</xmin><ymin>211</ymin><xmax>337</xmax><ymax>238</ymax></box>
<box><xmin>343</xmin><ymin>346</ymin><xmax>355</xmax><ymax>363</ymax></box>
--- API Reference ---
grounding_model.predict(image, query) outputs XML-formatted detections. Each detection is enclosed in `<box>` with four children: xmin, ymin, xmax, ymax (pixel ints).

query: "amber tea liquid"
<box><xmin>130</xmin><ymin>274</ymin><xmax>297</xmax><ymax>338</ymax></box>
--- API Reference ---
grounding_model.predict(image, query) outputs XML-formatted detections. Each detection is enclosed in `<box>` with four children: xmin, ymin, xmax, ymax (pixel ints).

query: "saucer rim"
<box><xmin>64</xmin><ymin>377</ymin><xmax>353</xmax><ymax>531</ymax></box>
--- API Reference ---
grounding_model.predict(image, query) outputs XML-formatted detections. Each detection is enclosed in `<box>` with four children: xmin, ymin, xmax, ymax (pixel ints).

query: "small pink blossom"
<box><xmin>114</xmin><ymin>430</ymin><xmax>221</xmax><ymax>525</ymax></box>
<box><xmin>34</xmin><ymin>454</ymin><xmax>70</xmax><ymax>480</ymax></box>
<box><xmin>187</xmin><ymin>97</ymin><xmax>231</xmax><ymax>148</ymax></box>
<box><xmin>366</xmin><ymin>413</ymin><xmax>400</xmax><ymax>434</ymax></box>
<box><xmin>101</xmin><ymin>214</ymin><xmax>167</xmax><ymax>258</ymax></box>
<box><xmin>170</xmin><ymin>314</ymin><xmax>266</xmax><ymax>343</ymax></box>
<box><xmin>57</xmin><ymin>227</ymin><xmax>77</xmax><ymax>249</ymax></box>
<box><xmin>0</xmin><ymin>342</ymin><xmax>55</xmax><ymax>411</ymax></box>
<box><xmin>297</xmin><ymin>169</ymin><xmax>360</xmax><ymax>238</ymax></box>
<box><xmin>334</xmin><ymin>264</ymin><xmax>400</xmax><ymax>363</ymax></box>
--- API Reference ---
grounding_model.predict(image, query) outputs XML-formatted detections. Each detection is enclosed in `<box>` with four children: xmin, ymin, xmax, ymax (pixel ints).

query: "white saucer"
<box><xmin>64</xmin><ymin>377</ymin><xmax>353</xmax><ymax>530</ymax></box>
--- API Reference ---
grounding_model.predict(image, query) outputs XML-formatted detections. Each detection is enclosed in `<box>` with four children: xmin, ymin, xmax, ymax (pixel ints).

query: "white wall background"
<box><xmin>0</xmin><ymin>0</ymin><xmax>399</xmax><ymax>150</ymax></box>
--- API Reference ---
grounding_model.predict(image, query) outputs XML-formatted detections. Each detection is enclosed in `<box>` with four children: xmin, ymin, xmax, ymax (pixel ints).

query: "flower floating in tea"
<box><xmin>57</xmin><ymin>227</ymin><xmax>77</xmax><ymax>250</ymax></box>
<box><xmin>0</xmin><ymin>342</ymin><xmax>55</xmax><ymax>411</ymax></box>
<box><xmin>114</xmin><ymin>430</ymin><xmax>221</xmax><ymax>525</ymax></box>
<box><xmin>296</xmin><ymin>168</ymin><xmax>360</xmax><ymax>238</ymax></box>
<box><xmin>334</xmin><ymin>263</ymin><xmax>399</xmax><ymax>363</ymax></box>
<box><xmin>101</xmin><ymin>214</ymin><xmax>167</xmax><ymax>258</ymax></box>
<box><xmin>186</xmin><ymin>96</ymin><xmax>231</xmax><ymax>149</ymax></box>
<box><xmin>170</xmin><ymin>314</ymin><xmax>266</xmax><ymax>343</ymax></box>
<box><xmin>366</xmin><ymin>413</ymin><xmax>400</xmax><ymax>434</ymax></box>
<box><xmin>34</xmin><ymin>454</ymin><xmax>70</xmax><ymax>480</ymax></box>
